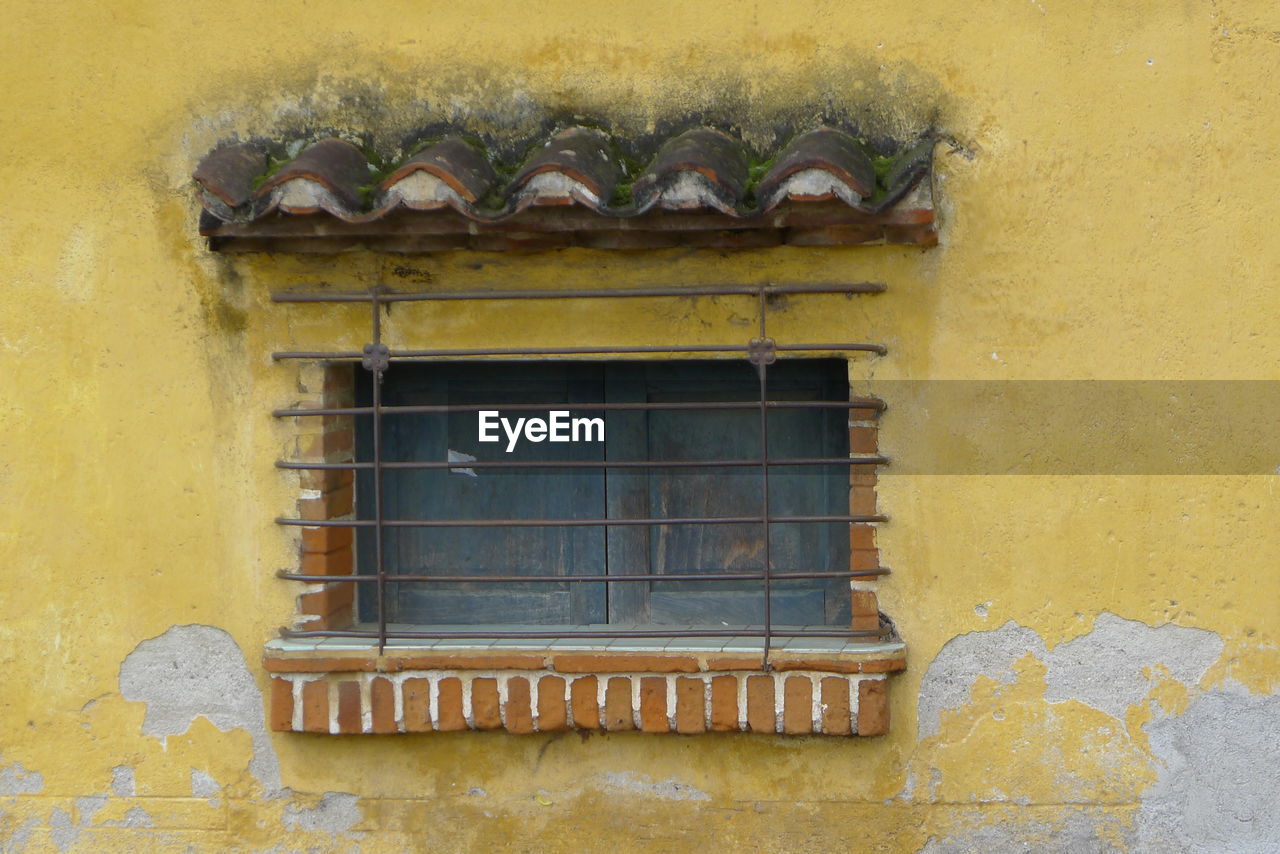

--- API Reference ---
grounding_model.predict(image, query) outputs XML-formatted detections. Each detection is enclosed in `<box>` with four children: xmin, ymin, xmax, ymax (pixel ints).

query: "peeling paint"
<box><xmin>0</xmin><ymin>761</ymin><xmax>43</xmax><ymax>797</ymax></box>
<box><xmin>118</xmin><ymin>625</ymin><xmax>281</xmax><ymax>796</ymax></box>
<box><xmin>281</xmin><ymin>792</ymin><xmax>362</xmax><ymax>836</ymax></box>
<box><xmin>600</xmin><ymin>771</ymin><xmax>712</xmax><ymax>802</ymax></box>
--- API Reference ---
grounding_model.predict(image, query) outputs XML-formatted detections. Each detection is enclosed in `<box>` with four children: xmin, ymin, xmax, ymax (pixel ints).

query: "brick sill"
<box><xmin>264</xmin><ymin>635</ymin><xmax>905</xmax><ymax>737</ymax></box>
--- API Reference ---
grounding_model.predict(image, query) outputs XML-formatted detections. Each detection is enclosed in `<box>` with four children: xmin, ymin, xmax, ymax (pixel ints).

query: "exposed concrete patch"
<box><xmin>919</xmin><ymin>808</ymin><xmax>1125</xmax><ymax>854</ymax></box>
<box><xmin>190</xmin><ymin>768</ymin><xmax>222</xmax><ymax>806</ymax></box>
<box><xmin>109</xmin><ymin>766</ymin><xmax>135</xmax><ymax>798</ymax></box>
<box><xmin>281</xmin><ymin>792</ymin><xmax>362</xmax><ymax>836</ymax></box>
<box><xmin>0</xmin><ymin>760</ymin><xmax>44</xmax><ymax>796</ymax></box>
<box><xmin>48</xmin><ymin>808</ymin><xmax>78</xmax><ymax>853</ymax></box>
<box><xmin>118</xmin><ymin>624</ymin><xmax>281</xmax><ymax>796</ymax></box>
<box><xmin>1135</xmin><ymin>683</ymin><xmax>1280</xmax><ymax>853</ymax></box>
<box><xmin>73</xmin><ymin>795</ymin><xmax>107</xmax><ymax>827</ymax></box>
<box><xmin>2</xmin><ymin>817</ymin><xmax>37</xmax><ymax>853</ymax></box>
<box><xmin>1042</xmin><ymin>613</ymin><xmax>1224</xmax><ymax>721</ymax></box>
<box><xmin>599</xmin><ymin>771</ymin><xmax>711</xmax><ymax>802</ymax></box>
<box><xmin>918</xmin><ymin>614</ymin><xmax>1223</xmax><ymax>738</ymax></box>
<box><xmin>918</xmin><ymin>621</ymin><xmax>1046</xmax><ymax>738</ymax></box>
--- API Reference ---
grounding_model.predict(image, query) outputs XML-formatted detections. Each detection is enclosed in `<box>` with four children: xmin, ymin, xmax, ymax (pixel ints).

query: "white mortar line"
<box><xmin>327</xmin><ymin>678</ymin><xmax>339</xmax><ymax>735</ymax></box>
<box><xmin>736</xmin><ymin>674</ymin><xmax>748</xmax><ymax>731</ymax></box>
<box><xmin>359</xmin><ymin>675</ymin><xmax>372</xmax><ymax>734</ymax></box>
<box><xmin>563</xmin><ymin>676</ymin><xmax>577</xmax><ymax>729</ymax></box>
<box><xmin>809</xmin><ymin>673</ymin><xmax>823</xmax><ymax>733</ymax></box>
<box><xmin>461</xmin><ymin>674</ymin><xmax>474</xmax><ymax>729</ymax></box>
<box><xmin>773</xmin><ymin>673</ymin><xmax>785</xmax><ymax>733</ymax></box>
<box><xmin>630</xmin><ymin>676</ymin><xmax>642</xmax><ymax>729</ymax></box>
<box><xmin>665</xmin><ymin>675</ymin><xmax>677</xmax><ymax>729</ymax></box>
<box><xmin>291</xmin><ymin>678</ymin><xmax>304</xmax><ymax>731</ymax></box>
<box><xmin>528</xmin><ymin>675</ymin><xmax>541</xmax><ymax>732</ymax></box>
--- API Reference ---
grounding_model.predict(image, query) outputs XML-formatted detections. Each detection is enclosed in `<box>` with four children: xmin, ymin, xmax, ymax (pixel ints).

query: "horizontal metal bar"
<box><xmin>276</xmin><ymin>568</ymin><xmax>892</xmax><ymax>583</ymax></box>
<box><xmin>277</xmin><ymin>456</ymin><xmax>888</xmax><ymax>472</ymax></box>
<box><xmin>272</xmin><ymin>343</ymin><xmax>886</xmax><ymax>360</ymax></box>
<box><xmin>273</xmin><ymin>399</ymin><xmax>886</xmax><ymax>417</ymax></box>
<box><xmin>278</xmin><ymin>628</ymin><xmax>884</xmax><ymax>640</ymax></box>
<box><xmin>271</xmin><ymin>282</ymin><xmax>887</xmax><ymax>304</ymax></box>
<box><xmin>278</xmin><ymin>514</ymin><xmax>887</xmax><ymax>529</ymax></box>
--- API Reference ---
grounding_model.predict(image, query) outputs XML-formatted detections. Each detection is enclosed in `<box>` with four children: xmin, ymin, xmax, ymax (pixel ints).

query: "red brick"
<box><xmin>849</xmin><ymin>486</ymin><xmax>877</xmax><ymax>516</ymax></box>
<box><xmin>370</xmin><ymin>677</ymin><xmax>396</xmax><ymax>734</ymax></box>
<box><xmin>706</xmin><ymin>656</ymin><xmax>766</xmax><ymax>671</ymax></box>
<box><xmin>857</xmin><ymin>679</ymin><xmax>889</xmax><ymax>736</ymax></box>
<box><xmin>783</xmin><ymin>677</ymin><xmax>813</xmax><ymax>734</ymax></box>
<box><xmin>551</xmin><ymin>654</ymin><xmax>698</xmax><ymax>674</ymax></box>
<box><xmin>710</xmin><ymin>675</ymin><xmax>739</xmax><ymax>731</ymax></box>
<box><xmin>851</xmin><ymin>549</ymin><xmax>881</xmax><ymax>571</ymax></box>
<box><xmin>570</xmin><ymin>677</ymin><xmax>600</xmax><ymax>729</ymax></box>
<box><xmin>436</xmin><ymin>678</ymin><xmax>466</xmax><ymax>731</ymax></box>
<box><xmin>675</xmin><ymin>677</ymin><xmax>706</xmax><ymax>734</ymax></box>
<box><xmin>298</xmin><ymin>583</ymin><xmax>354</xmax><ymax>620</ymax></box>
<box><xmin>820</xmin><ymin>677</ymin><xmax>851</xmax><ymax>735</ymax></box>
<box><xmin>299</xmin><ymin>546</ymin><xmax>354</xmax><ymax>576</ymax></box>
<box><xmin>851</xmin><ymin>590</ymin><xmax>880</xmax><ymax>633</ymax></box>
<box><xmin>604</xmin><ymin>677</ymin><xmax>634</xmax><ymax>731</ymax></box>
<box><xmin>301</xmin><ymin>526</ymin><xmax>353</xmax><ymax>555</ymax></box>
<box><xmin>301</xmin><ymin>681</ymin><xmax>328</xmax><ymax>733</ymax></box>
<box><xmin>263</xmin><ymin>656</ymin><xmax>375</xmax><ymax>673</ymax></box>
<box><xmin>639</xmin><ymin>677</ymin><xmax>668</xmax><ymax>733</ymax></box>
<box><xmin>299</xmin><ymin>466</ymin><xmax>354</xmax><ymax>494</ymax></box>
<box><xmin>745</xmin><ymin>675</ymin><xmax>775</xmax><ymax>733</ymax></box>
<box><xmin>299</xmin><ymin>483</ymin><xmax>354</xmax><ymax>521</ymax></box>
<box><xmin>387</xmin><ymin>654</ymin><xmax>545</xmax><ymax>672</ymax></box>
<box><xmin>471</xmin><ymin>678</ymin><xmax>501</xmax><ymax>730</ymax></box>
<box><xmin>299</xmin><ymin>427</ymin><xmax>354</xmax><ymax>460</ymax></box>
<box><xmin>537</xmin><ymin>676</ymin><xmax>568</xmax><ymax>731</ymax></box>
<box><xmin>848</xmin><ymin>426</ymin><xmax>877</xmax><ymax>454</ymax></box>
<box><xmin>269</xmin><ymin>678</ymin><xmax>294</xmax><ymax>732</ymax></box>
<box><xmin>336</xmin><ymin>681</ymin><xmax>362</xmax><ymax>733</ymax></box>
<box><xmin>505</xmin><ymin>677</ymin><xmax>534</xmax><ymax>734</ymax></box>
<box><xmin>848</xmin><ymin>524</ymin><xmax>876</xmax><ymax>551</ymax></box>
<box><xmin>402</xmin><ymin>677</ymin><xmax>432</xmax><ymax>732</ymax></box>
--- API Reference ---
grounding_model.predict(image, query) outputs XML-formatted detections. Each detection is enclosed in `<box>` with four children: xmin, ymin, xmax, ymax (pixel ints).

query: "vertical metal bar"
<box><xmin>757</xmin><ymin>285</ymin><xmax>772</xmax><ymax>671</ymax></box>
<box><xmin>370</xmin><ymin>287</ymin><xmax>387</xmax><ymax>654</ymax></box>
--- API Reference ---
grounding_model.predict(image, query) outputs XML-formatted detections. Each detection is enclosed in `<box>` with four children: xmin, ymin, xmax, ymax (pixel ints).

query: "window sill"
<box><xmin>263</xmin><ymin>630</ymin><xmax>905</xmax><ymax>737</ymax></box>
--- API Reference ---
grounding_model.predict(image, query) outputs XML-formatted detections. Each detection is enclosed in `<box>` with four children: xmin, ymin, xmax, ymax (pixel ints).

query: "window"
<box><xmin>353</xmin><ymin>359</ymin><xmax>852</xmax><ymax>629</ymax></box>
<box><xmin>265</xmin><ymin>283</ymin><xmax>904</xmax><ymax>737</ymax></box>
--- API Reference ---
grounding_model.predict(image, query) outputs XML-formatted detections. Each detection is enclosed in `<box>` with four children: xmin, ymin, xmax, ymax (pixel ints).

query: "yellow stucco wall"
<box><xmin>1</xmin><ymin>1</ymin><xmax>1278</xmax><ymax>850</ymax></box>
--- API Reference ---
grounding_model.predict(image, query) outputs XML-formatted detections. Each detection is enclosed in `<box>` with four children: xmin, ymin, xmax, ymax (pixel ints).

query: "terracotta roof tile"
<box><xmin>193</xmin><ymin>124</ymin><xmax>936</xmax><ymax>251</ymax></box>
<box><xmin>631</xmin><ymin>128</ymin><xmax>749</xmax><ymax>214</ymax></box>
<box><xmin>192</xmin><ymin>142</ymin><xmax>266</xmax><ymax>214</ymax></box>
<box><xmin>510</xmin><ymin>127</ymin><xmax>619</xmax><ymax>210</ymax></box>
<box><xmin>257</xmin><ymin>138</ymin><xmax>370</xmax><ymax>216</ymax></box>
<box><xmin>757</xmin><ymin>127</ymin><xmax>875</xmax><ymax>211</ymax></box>
<box><xmin>378</xmin><ymin>137</ymin><xmax>496</xmax><ymax>209</ymax></box>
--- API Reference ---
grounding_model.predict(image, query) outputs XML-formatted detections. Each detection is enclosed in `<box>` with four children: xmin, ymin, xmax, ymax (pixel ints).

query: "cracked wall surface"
<box><xmin>2</xmin><ymin>0</ymin><xmax>1279</xmax><ymax>850</ymax></box>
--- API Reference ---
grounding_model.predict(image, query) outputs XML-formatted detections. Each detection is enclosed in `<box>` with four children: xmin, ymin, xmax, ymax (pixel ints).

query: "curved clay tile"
<box><xmin>256</xmin><ymin>138</ymin><xmax>371</xmax><ymax>217</ymax></box>
<box><xmin>509</xmin><ymin>127</ymin><xmax>619</xmax><ymax>210</ymax></box>
<box><xmin>757</xmin><ymin>127</ymin><xmax>875</xmax><ymax>211</ymax></box>
<box><xmin>631</xmin><ymin>128</ymin><xmax>749</xmax><ymax>215</ymax></box>
<box><xmin>193</xmin><ymin>142</ymin><xmax>267</xmax><ymax>216</ymax></box>
<box><xmin>873</xmin><ymin>137</ymin><xmax>935</xmax><ymax>212</ymax></box>
<box><xmin>377</xmin><ymin>137</ymin><xmax>497</xmax><ymax>211</ymax></box>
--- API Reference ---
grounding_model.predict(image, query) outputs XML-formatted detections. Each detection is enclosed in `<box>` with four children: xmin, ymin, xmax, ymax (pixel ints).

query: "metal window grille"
<box><xmin>272</xmin><ymin>282</ymin><xmax>890</xmax><ymax>668</ymax></box>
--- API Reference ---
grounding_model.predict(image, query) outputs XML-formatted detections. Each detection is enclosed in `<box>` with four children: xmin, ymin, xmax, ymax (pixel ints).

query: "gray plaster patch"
<box><xmin>190</xmin><ymin>768</ymin><xmax>221</xmax><ymax>804</ymax></box>
<box><xmin>281</xmin><ymin>792</ymin><xmax>362</xmax><ymax>836</ymax></box>
<box><xmin>109</xmin><ymin>766</ymin><xmax>135</xmax><ymax>798</ymax></box>
<box><xmin>1042</xmin><ymin>613</ymin><xmax>1223</xmax><ymax>721</ymax></box>
<box><xmin>48</xmin><ymin>808</ymin><xmax>78</xmax><ymax>853</ymax></box>
<box><xmin>118</xmin><ymin>624</ymin><xmax>280</xmax><ymax>795</ymax></box>
<box><xmin>917</xmin><ymin>621</ymin><xmax>1047</xmax><ymax>738</ymax></box>
<box><xmin>0</xmin><ymin>760</ymin><xmax>44</xmax><ymax>796</ymax></box>
<box><xmin>600</xmin><ymin>771</ymin><xmax>711</xmax><ymax>802</ymax></box>
<box><xmin>918</xmin><ymin>808</ymin><xmax>1124</xmax><ymax>854</ymax></box>
<box><xmin>1135</xmin><ymin>684</ymin><xmax>1280</xmax><ymax>853</ymax></box>
<box><xmin>74</xmin><ymin>795</ymin><xmax>107</xmax><ymax>826</ymax></box>
<box><xmin>2</xmin><ymin>817</ymin><xmax>37</xmax><ymax>853</ymax></box>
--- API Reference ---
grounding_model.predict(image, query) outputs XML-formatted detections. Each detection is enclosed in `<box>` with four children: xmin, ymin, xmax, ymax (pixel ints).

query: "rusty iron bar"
<box><xmin>277</xmin><ymin>456</ymin><xmax>887</xmax><ymax>472</ymax></box>
<box><xmin>278</xmin><ymin>627</ymin><xmax>885</xmax><ymax>640</ymax></box>
<box><xmin>278</xmin><ymin>514</ymin><xmax>886</xmax><ymax>528</ymax></box>
<box><xmin>273</xmin><ymin>399</ymin><xmax>886</xmax><ymax>417</ymax></box>
<box><xmin>271</xmin><ymin>281</ymin><xmax>886</xmax><ymax>304</ymax></box>
<box><xmin>275</xmin><ymin>568</ymin><xmax>891</xmax><ymax>583</ymax></box>
<box><xmin>368</xmin><ymin>288</ymin><xmax>388</xmax><ymax>654</ymax></box>
<box><xmin>272</xmin><ymin>343</ymin><xmax>887</xmax><ymax>360</ymax></box>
